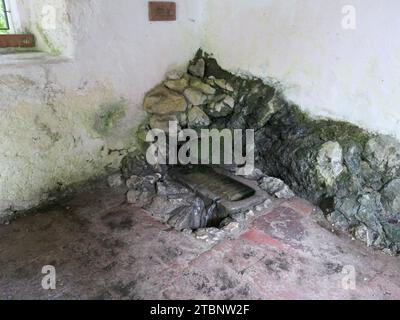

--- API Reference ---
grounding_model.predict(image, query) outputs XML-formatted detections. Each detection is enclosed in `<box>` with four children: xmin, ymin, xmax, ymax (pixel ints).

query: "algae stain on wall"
<box><xmin>93</xmin><ymin>101</ymin><xmax>127</xmax><ymax>136</ymax></box>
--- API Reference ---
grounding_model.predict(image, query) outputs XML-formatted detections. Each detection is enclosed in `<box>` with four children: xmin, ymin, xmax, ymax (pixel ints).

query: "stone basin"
<box><xmin>169</xmin><ymin>166</ymin><xmax>270</xmax><ymax>218</ymax></box>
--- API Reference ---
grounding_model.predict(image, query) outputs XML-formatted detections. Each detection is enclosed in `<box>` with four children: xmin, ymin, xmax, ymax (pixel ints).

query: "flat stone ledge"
<box><xmin>0</xmin><ymin>51</ymin><xmax>71</xmax><ymax>67</ymax></box>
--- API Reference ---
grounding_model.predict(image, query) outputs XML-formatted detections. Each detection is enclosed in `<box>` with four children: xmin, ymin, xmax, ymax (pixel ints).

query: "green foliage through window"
<box><xmin>0</xmin><ymin>0</ymin><xmax>10</xmax><ymax>31</ymax></box>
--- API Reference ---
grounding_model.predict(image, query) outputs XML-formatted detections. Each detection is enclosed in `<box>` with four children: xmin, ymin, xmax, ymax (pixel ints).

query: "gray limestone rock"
<box><xmin>205</xmin><ymin>95</ymin><xmax>235</xmax><ymax>118</ymax></box>
<box><xmin>144</xmin><ymin>194</ymin><xmax>195</xmax><ymax>222</ymax></box>
<box><xmin>184</xmin><ymin>88</ymin><xmax>208</xmax><ymax>106</ymax></box>
<box><xmin>214</xmin><ymin>78</ymin><xmax>234</xmax><ymax>92</ymax></box>
<box><xmin>167</xmin><ymin>197</ymin><xmax>208</xmax><ymax>230</ymax></box>
<box><xmin>144</xmin><ymin>85</ymin><xmax>187</xmax><ymax>115</ymax></box>
<box><xmin>187</xmin><ymin>106</ymin><xmax>210</xmax><ymax>128</ymax></box>
<box><xmin>259</xmin><ymin>177</ymin><xmax>295</xmax><ymax>199</ymax></box>
<box><xmin>364</xmin><ymin>135</ymin><xmax>400</xmax><ymax>181</ymax></box>
<box><xmin>381</xmin><ymin>179</ymin><xmax>400</xmax><ymax>218</ymax></box>
<box><xmin>164</xmin><ymin>78</ymin><xmax>189</xmax><ymax>93</ymax></box>
<box><xmin>127</xmin><ymin>189</ymin><xmax>154</xmax><ymax>208</ymax></box>
<box><xmin>120</xmin><ymin>152</ymin><xmax>157</xmax><ymax>178</ymax></box>
<box><xmin>188</xmin><ymin>58</ymin><xmax>205</xmax><ymax>78</ymax></box>
<box><xmin>107</xmin><ymin>174</ymin><xmax>123</xmax><ymax>188</ymax></box>
<box><xmin>149</xmin><ymin>114</ymin><xmax>181</xmax><ymax>133</ymax></box>
<box><xmin>156</xmin><ymin>178</ymin><xmax>191</xmax><ymax>197</ymax></box>
<box><xmin>190</xmin><ymin>78</ymin><xmax>216</xmax><ymax>95</ymax></box>
<box><xmin>316</xmin><ymin>141</ymin><xmax>344</xmax><ymax>190</ymax></box>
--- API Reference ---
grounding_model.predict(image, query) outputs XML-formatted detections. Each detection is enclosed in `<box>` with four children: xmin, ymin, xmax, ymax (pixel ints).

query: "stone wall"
<box><xmin>134</xmin><ymin>51</ymin><xmax>400</xmax><ymax>253</ymax></box>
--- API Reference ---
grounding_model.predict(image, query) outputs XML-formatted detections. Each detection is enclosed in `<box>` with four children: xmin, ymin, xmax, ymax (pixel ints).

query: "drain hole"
<box><xmin>164</xmin><ymin>166</ymin><xmax>268</xmax><ymax>231</ymax></box>
<box><xmin>202</xmin><ymin>198</ymin><xmax>226</xmax><ymax>228</ymax></box>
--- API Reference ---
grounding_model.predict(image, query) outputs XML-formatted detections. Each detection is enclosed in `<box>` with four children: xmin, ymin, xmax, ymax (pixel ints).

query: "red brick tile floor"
<box><xmin>0</xmin><ymin>182</ymin><xmax>399</xmax><ymax>300</ymax></box>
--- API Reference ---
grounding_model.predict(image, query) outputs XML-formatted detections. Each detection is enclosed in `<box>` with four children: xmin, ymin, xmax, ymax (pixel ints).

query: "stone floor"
<box><xmin>1</xmin><ymin>182</ymin><xmax>399</xmax><ymax>300</ymax></box>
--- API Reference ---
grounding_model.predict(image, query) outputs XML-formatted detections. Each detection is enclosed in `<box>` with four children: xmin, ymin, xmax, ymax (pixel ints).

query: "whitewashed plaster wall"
<box><xmin>1</xmin><ymin>0</ymin><xmax>399</xmax><ymax>218</ymax></box>
<box><xmin>0</xmin><ymin>0</ymin><xmax>203</xmax><ymax>218</ymax></box>
<box><xmin>202</xmin><ymin>0</ymin><xmax>400</xmax><ymax>139</ymax></box>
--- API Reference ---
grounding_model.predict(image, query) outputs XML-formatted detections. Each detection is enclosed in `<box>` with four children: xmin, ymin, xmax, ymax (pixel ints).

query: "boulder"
<box><xmin>156</xmin><ymin>178</ymin><xmax>191</xmax><ymax>196</ymax></box>
<box><xmin>364</xmin><ymin>135</ymin><xmax>400</xmax><ymax>180</ymax></box>
<box><xmin>107</xmin><ymin>174</ymin><xmax>123</xmax><ymax>188</ymax></box>
<box><xmin>333</xmin><ymin>196</ymin><xmax>360</xmax><ymax>226</ymax></box>
<box><xmin>187</xmin><ymin>106</ymin><xmax>210</xmax><ymax>128</ymax></box>
<box><xmin>184</xmin><ymin>88</ymin><xmax>208</xmax><ymax>106</ymax></box>
<box><xmin>126</xmin><ymin>174</ymin><xmax>158</xmax><ymax>193</ymax></box>
<box><xmin>254</xmin><ymin>94</ymin><xmax>284</xmax><ymax>129</ymax></box>
<box><xmin>316</xmin><ymin>141</ymin><xmax>344</xmax><ymax>190</ymax></box>
<box><xmin>188</xmin><ymin>58</ymin><xmax>205</xmax><ymax>78</ymax></box>
<box><xmin>240</xmin><ymin>167</ymin><xmax>264</xmax><ymax>181</ymax></box>
<box><xmin>353</xmin><ymin>193</ymin><xmax>387</xmax><ymax>247</ymax></box>
<box><xmin>190</xmin><ymin>78</ymin><xmax>216</xmax><ymax>95</ymax></box>
<box><xmin>120</xmin><ymin>152</ymin><xmax>156</xmax><ymax>178</ymax></box>
<box><xmin>144</xmin><ymin>85</ymin><xmax>187</xmax><ymax>115</ymax></box>
<box><xmin>214</xmin><ymin>78</ymin><xmax>234</xmax><ymax>92</ymax></box>
<box><xmin>127</xmin><ymin>189</ymin><xmax>154</xmax><ymax>208</ymax></box>
<box><xmin>328</xmin><ymin>210</ymin><xmax>352</xmax><ymax>232</ymax></box>
<box><xmin>167</xmin><ymin>197</ymin><xmax>208</xmax><ymax>230</ymax></box>
<box><xmin>205</xmin><ymin>95</ymin><xmax>235</xmax><ymax>118</ymax></box>
<box><xmin>145</xmin><ymin>194</ymin><xmax>196</xmax><ymax>222</ymax></box>
<box><xmin>275</xmin><ymin>186</ymin><xmax>296</xmax><ymax>199</ymax></box>
<box><xmin>149</xmin><ymin>114</ymin><xmax>181</xmax><ymax>133</ymax></box>
<box><xmin>259</xmin><ymin>177</ymin><xmax>295</xmax><ymax>199</ymax></box>
<box><xmin>166</xmin><ymin>70</ymin><xmax>184</xmax><ymax>80</ymax></box>
<box><xmin>381</xmin><ymin>179</ymin><xmax>400</xmax><ymax>218</ymax></box>
<box><xmin>164</xmin><ymin>78</ymin><xmax>189</xmax><ymax>93</ymax></box>
<box><xmin>223</xmin><ymin>79</ymin><xmax>279</xmax><ymax>130</ymax></box>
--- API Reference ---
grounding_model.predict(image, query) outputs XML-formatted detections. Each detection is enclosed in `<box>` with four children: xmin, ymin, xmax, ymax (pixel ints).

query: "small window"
<box><xmin>0</xmin><ymin>0</ymin><xmax>35</xmax><ymax>49</ymax></box>
<box><xmin>1</xmin><ymin>0</ymin><xmax>23</xmax><ymax>35</ymax></box>
<box><xmin>0</xmin><ymin>0</ymin><xmax>10</xmax><ymax>34</ymax></box>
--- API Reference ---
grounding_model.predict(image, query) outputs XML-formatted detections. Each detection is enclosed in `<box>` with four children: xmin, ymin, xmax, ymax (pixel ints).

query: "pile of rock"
<box><xmin>141</xmin><ymin>57</ymin><xmax>237</xmax><ymax>138</ymax></box>
<box><xmin>258</xmin><ymin>107</ymin><xmax>400</xmax><ymax>253</ymax></box>
<box><xmin>124</xmin><ymin>50</ymin><xmax>400</xmax><ymax>254</ymax></box>
<box><xmin>183</xmin><ymin>52</ymin><xmax>400</xmax><ymax>254</ymax></box>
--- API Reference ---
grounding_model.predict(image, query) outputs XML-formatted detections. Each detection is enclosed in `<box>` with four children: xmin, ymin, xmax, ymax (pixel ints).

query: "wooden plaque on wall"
<box><xmin>0</xmin><ymin>34</ymin><xmax>35</xmax><ymax>48</ymax></box>
<box><xmin>149</xmin><ymin>2</ymin><xmax>176</xmax><ymax>21</ymax></box>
